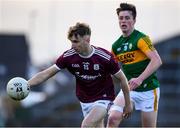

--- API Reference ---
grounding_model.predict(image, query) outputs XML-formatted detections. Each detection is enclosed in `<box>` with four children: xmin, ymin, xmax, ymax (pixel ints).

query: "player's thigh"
<box><xmin>85</xmin><ymin>105</ymin><xmax>107</xmax><ymax>123</ymax></box>
<box><xmin>82</xmin><ymin>100</ymin><xmax>110</xmax><ymax>123</ymax></box>
<box><xmin>140</xmin><ymin>88</ymin><xmax>160</xmax><ymax>127</ymax></box>
<box><xmin>108</xmin><ymin>93</ymin><xmax>125</xmax><ymax>119</ymax></box>
<box><xmin>112</xmin><ymin>90</ymin><xmax>134</xmax><ymax>110</ymax></box>
<box><xmin>141</xmin><ymin>111</ymin><xmax>158</xmax><ymax>127</ymax></box>
<box><xmin>96</xmin><ymin>118</ymin><xmax>105</xmax><ymax>127</ymax></box>
<box><xmin>114</xmin><ymin>90</ymin><xmax>126</xmax><ymax>107</ymax></box>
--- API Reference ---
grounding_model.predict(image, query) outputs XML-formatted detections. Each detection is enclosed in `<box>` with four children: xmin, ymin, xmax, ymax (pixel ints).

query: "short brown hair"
<box><xmin>116</xmin><ymin>3</ymin><xmax>136</xmax><ymax>19</ymax></box>
<box><xmin>67</xmin><ymin>22</ymin><xmax>91</xmax><ymax>40</ymax></box>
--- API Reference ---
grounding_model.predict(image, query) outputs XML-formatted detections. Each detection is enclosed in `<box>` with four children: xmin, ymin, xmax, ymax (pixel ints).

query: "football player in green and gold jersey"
<box><xmin>107</xmin><ymin>3</ymin><xmax>162</xmax><ymax>127</ymax></box>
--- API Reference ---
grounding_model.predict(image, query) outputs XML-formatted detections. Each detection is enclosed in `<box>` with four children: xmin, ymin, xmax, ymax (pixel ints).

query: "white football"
<box><xmin>7</xmin><ymin>77</ymin><xmax>30</xmax><ymax>100</ymax></box>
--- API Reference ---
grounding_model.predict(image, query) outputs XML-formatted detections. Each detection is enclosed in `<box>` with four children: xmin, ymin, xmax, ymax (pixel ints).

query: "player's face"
<box><xmin>70</xmin><ymin>35</ymin><xmax>88</xmax><ymax>54</ymax></box>
<box><xmin>118</xmin><ymin>11</ymin><xmax>135</xmax><ymax>36</ymax></box>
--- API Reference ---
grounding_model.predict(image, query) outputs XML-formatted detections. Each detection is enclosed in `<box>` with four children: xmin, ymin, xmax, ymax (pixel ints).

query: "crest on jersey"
<box><xmin>129</xmin><ymin>43</ymin><xmax>133</xmax><ymax>49</ymax></box>
<box><xmin>94</xmin><ymin>64</ymin><xmax>99</xmax><ymax>70</ymax></box>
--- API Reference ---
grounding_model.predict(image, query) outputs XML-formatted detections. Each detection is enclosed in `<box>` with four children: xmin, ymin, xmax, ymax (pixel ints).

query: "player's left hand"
<box><xmin>129</xmin><ymin>77</ymin><xmax>143</xmax><ymax>90</ymax></box>
<box><xmin>123</xmin><ymin>103</ymin><xmax>133</xmax><ymax>119</ymax></box>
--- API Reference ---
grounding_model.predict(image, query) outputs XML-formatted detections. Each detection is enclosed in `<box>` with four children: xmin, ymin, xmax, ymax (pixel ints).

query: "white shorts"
<box><xmin>111</xmin><ymin>88</ymin><xmax>160</xmax><ymax>112</ymax></box>
<box><xmin>80</xmin><ymin>100</ymin><xmax>112</xmax><ymax>117</ymax></box>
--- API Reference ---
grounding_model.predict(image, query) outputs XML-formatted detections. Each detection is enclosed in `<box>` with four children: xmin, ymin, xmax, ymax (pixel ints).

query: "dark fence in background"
<box><xmin>155</xmin><ymin>35</ymin><xmax>180</xmax><ymax>126</ymax></box>
<box><xmin>0</xmin><ymin>34</ymin><xmax>30</xmax><ymax>91</ymax></box>
<box><xmin>0</xmin><ymin>34</ymin><xmax>30</xmax><ymax>126</ymax></box>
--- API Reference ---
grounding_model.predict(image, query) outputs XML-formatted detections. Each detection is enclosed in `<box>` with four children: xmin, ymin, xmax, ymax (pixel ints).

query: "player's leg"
<box><xmin>81</xmin><ymin>100</ymin><xmax>110</xmax><ymax>127</ymax></box>
<box><xmin>140</xmin><ymin>88</ymin><xmax>160</xmax><ymax>127</ymax></box>
<box><xmin>81</xmin><ymin>106</ymin><xmax>107</xmax><ymax>127</ymax></box>
<box><xmin>96</xmin><ymin>118</ymin><xmax>105</xmax><ymax>127</ymax></box>
<box><xmin>141</xmin><ymin>111</ymin><xmax>158</xmax><ymax>127</ymax></box>
<box><xmin>107</xmin><ymin>91</ymin><xmax>126</xmax><ymax>127</ymax></box>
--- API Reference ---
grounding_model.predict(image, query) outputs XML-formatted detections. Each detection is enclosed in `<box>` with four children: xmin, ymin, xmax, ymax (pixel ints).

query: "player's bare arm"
<box><xmin>113</xmin><ymin>70</ymin><xmax>132</xmax><ymax>118</ymax></box>
<box><xmin>28</xmin><ymin>65</ymin><xmax>59</xmax><ymax>86</ymax></box>
<box><xmin>138</xmin><ymin>50</ymin><xmax>162</xmax><ymax>81</ymax></box>
<box><xmin>129</xmin><ymin>50</ymin><xmax>162</xmax><ymax>90</ymax></box>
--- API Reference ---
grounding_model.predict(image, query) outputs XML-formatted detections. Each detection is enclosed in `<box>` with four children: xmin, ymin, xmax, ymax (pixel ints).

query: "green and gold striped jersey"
<box><xmin>112</xmin><ymin>29</ymin><xmax>160</xmax><ymax>91</ymax></box>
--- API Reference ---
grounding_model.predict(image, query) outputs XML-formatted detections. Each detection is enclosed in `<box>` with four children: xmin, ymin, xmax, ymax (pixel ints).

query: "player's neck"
<box><xmin>122</xmin><ymin>28</ymin><xmax>134</xmax><ymax>37</ymax></box>
<box><xmin>80</xmin><ymin>45</ymin><xmax>93</xmax><ymax>57</ymax></box>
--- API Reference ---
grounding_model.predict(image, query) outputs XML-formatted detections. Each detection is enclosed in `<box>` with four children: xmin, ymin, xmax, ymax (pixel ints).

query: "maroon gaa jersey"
<box><xmin>55</xmin><ymin>46</ymin><xmax>120</xmax><ymax>103</ymax></box>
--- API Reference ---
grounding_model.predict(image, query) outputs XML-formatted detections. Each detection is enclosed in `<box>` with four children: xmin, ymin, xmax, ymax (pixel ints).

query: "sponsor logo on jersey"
<box><xmin>117</xmin><ymin>52</ymin><xmax>135</xmax><ymax>63</ymax></box>
<box><xmin>75</xmin><ymin>72</ymin><xmax>102</xmax><ymax>81</ymax></box>
<box><xmin>72</xmin><ymin>64</ymin><xmax>80</xmax><ymax>68</ymax></box>
<box><xmin>117</xmin><ymin>50</ymin><xmax>148</xmax><ymax>64</ymax></box>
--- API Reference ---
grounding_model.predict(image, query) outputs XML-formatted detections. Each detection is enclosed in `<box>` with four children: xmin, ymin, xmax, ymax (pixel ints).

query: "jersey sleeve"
<box><xmin>111</xmin><ymin>49</ymin><xmax>119</xmax><ymax>62</ymax></box>
<box><xmin>55</xmin><ymin>54</ymin><xmax>67</xmax><ymax>69</ymax></box>
<box><xmin>109</xmin><ymin>55</ymin><xmax>121</xmax><ymax>75</ymax></box>
<box><xmin>137</xmin><ymin>36</ymin><xmax>155</xmax><ymax>54</ymax></box>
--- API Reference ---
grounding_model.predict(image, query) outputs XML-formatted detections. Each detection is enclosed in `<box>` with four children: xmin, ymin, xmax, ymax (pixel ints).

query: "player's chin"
<box><xmin>121</xmin><ymin>29</ymin><xmax>128</xmax><ymax>33</ymax></box>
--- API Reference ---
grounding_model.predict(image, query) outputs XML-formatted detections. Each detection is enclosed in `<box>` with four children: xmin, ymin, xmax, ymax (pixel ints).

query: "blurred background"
<box><xmin>0</xmin><ymin>0</ymin><xmax>180</xmax><ymax>127</ymax></box>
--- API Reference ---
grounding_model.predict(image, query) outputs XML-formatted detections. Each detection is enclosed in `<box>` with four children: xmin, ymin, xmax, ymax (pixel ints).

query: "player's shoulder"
<box><xmin>133</xmin><ymin>29</ymin><xmax>153</xmax><ymax>45</ymax></box>
<box><xmin>135</xmin><ymin>30</ymin><xmax>153</xmax><ymax>44</ymax></box>
<box><xmin>135</xmin><ymin>29</ymin><xmax>149</xmax><ymax>39</ymax></box>
<box><xmin>93</xmin><ymin>45</ymin><xmax>112</xmax><ymax>60</ymax></box>
<box><xmin>93</xmin><ymin>45</ymin><xmax>111</xmax><ymax>54</ymax></box>
<box><xmin>62</xmin><ymin>48</ymin><xmax>76</xmax><ymax>58</ymax></box>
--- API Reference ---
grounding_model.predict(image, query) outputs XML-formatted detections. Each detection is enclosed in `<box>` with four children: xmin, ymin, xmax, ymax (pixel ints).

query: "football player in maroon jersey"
<box><xmin>28</xmin><ymin>22</ymin><xmax>132</xmax><ymax>127</ymax></box>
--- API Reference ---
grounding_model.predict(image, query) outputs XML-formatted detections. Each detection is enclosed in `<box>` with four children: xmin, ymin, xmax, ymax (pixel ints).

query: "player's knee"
<box><xmin>81</xmin><ymin>118</ymin><xmax>97</xmax><ymax>127</ymax></box>
<box><xmin>108</xmin><ymin>114</ymin><xmax>122</xmax><ymax>127</ymax></box>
